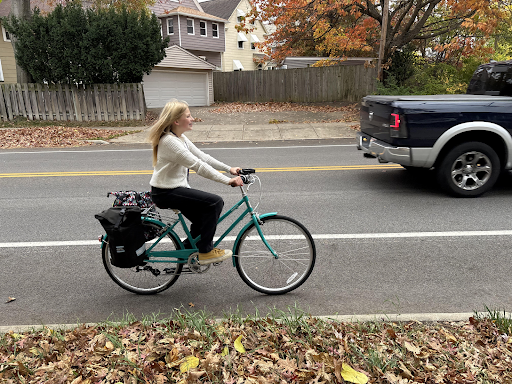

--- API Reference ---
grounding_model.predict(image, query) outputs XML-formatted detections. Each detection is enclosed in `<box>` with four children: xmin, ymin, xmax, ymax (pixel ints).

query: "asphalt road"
<box><xmin>1</xmin><ymin>139</ymin><xmax>512</xmax><ymax>327</ymax></box>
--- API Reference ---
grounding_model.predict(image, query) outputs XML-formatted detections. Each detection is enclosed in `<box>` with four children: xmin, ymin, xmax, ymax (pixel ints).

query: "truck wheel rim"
<box><xmin>450</xmin><ymin>151</ymin><xmax>492</xmax><ymax>191</ymax></box>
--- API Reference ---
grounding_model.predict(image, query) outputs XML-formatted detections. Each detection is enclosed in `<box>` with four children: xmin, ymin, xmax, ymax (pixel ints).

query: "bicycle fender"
<box><xmin>231</xmin><ymin>212</ymin><xmax>278</xmax><ymax>267</ymax></box>
<box><xmin>141</xmin><ymin>217</ymin><xmax>185</xmax><ymax>248</ymax></box>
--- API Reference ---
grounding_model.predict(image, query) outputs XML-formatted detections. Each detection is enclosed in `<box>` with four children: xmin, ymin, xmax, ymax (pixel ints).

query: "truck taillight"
<box><xmin>389</xmin><ymin>112</ymin><xmax>407</xmax><ymax>138</ymax></box>
<box><xmin>390</xmin><ymin>113</ymin><xmax>400</xmax><ymax>129</ymax></box>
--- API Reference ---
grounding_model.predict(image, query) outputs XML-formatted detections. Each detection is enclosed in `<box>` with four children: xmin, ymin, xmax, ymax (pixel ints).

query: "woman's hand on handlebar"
<box><xmin>229</xmin><ymin>176</ymin><xmax>244</xmax><ymax>187</ymax></box>
<box><xmin>229</xmin><ymin>167</ymin><xmax>241</xmax><ymax>176</ymax></box>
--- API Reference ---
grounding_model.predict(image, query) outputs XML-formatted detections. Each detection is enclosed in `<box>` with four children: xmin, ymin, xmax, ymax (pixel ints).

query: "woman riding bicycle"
<box><xmin>148</xmin><ymin>99</ymin><xmax>244</xmax><ymax>265</ymax></box>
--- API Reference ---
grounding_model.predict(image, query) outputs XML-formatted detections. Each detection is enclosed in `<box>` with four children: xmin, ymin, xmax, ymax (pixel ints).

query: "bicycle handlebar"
<box><xmin>239</xmin><ymin>169</ymin><xmax>256</xmax><ymax>184</ymax></box>
<box><xmin>239</xmin><ymin>168</ymin><xmax>256</xmax><ymax>175</ymax></box>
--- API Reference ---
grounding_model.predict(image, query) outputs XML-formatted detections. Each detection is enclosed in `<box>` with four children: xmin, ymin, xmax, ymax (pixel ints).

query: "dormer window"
<box><xmin>199</xmin><ymin>20</ymin><xmax>206</xmax><ymax>36</ymax></box>
<box><xmin>236</xmin><ymin>9</ymin><xmax>244</xmax><ymax>23</ymax></box>
<box><xmin>187</xmin><ymin>19</ymin><xmax>194</xmax><ymax>34</ymax></box>
<box><xmin>167</xmin><ymin>18</ymin><xmax>174</xmax><ymax>35</ymax></box>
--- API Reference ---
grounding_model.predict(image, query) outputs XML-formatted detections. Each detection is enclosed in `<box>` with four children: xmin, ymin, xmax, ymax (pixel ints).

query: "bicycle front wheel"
<box><xmin>234</xmin><ymin>215</ymin><xmax>316</xmax><ymax>295</ymax></box>
<box><xmin>102</xmin><ymin>221</ymin><xmax>183</xmax><ymax>295</ymax></box>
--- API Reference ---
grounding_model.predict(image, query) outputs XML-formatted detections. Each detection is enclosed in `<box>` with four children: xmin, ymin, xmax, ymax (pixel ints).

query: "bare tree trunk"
<box><xmin>11</xmin><ymin>0</ymin><xmax>32</xmax><ymax>83</ymax></box>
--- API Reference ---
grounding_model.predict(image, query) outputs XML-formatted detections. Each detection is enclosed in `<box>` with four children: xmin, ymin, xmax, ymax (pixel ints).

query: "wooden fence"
<box><xmin>0</xmin><ymin>83</ymin><xmax>145</xmax><ymax>122</ymax></box>
<box><xmin>214</xmin><ymin>64</ymin><xmax>378</xmax><ymax>103</ymax></box>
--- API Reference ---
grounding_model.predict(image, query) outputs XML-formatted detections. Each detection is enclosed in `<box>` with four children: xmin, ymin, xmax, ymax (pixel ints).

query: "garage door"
<box><xmin>143</xmin><ymin>70</ymin><xmax>208</xmax><ymax>107</ymax></box>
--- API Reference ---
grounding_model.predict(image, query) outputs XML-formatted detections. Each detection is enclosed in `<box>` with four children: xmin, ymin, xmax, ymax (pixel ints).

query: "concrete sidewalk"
<box><xmin>108</xmin><ymin>121</ymin><xmax>358</xmax><ymax>144</ymax></box>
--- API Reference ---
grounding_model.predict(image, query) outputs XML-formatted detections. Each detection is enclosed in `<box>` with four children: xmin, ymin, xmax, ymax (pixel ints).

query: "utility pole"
<box><xmin>377</xmin><ymin>0</ymin><xmax>389</xmax><ymax>82</ymax></box>
<box><xmin>11</xmin><ymin>0</ymin><xmax>32</xmax><ymax>83</ymax></box>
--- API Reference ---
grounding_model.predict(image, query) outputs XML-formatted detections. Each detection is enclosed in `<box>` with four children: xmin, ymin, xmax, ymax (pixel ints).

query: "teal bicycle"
<box><xmin>99</xmin><ymin>169</ymin><xmax>316</xmax><ymax>295</ymax></box>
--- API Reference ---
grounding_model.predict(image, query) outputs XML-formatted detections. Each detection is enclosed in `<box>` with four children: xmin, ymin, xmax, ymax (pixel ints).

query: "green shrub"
<box><xmin>3</xmin><ymin>2</ymin><xmax>169</xmax><ymax>84</ymax></box>
<box><xmin>378</xmin><ymin>56</ymin><xmax>487</xmax><ymax>95</ymax></box>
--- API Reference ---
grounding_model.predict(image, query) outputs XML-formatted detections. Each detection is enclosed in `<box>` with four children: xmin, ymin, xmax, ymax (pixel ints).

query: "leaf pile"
<box><xmin>0</xmin><ymin>127</ymin><xmax>129</xmax><ymax>149</ymax></box>
<box><xmin>1</xmin><ymin>315</ymin><xmax>511</xmax><ymax>383</ymax></box>
<box><xmin>211</xmin><ymin>102</ymin><xmax>357</xmax><ymax>113</ymax></box>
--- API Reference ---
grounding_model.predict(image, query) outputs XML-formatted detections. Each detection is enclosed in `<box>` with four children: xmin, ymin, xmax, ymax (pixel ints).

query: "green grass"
<box><xmin>474</xmin><ymin>305</ymin><xmax>512</xmax><ymax>334</ymax></box>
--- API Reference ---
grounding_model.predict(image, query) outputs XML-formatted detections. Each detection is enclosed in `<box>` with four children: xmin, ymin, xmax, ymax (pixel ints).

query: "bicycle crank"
<box><xmin>187</xmin><ymin>253</ymin><xmax>211</xmax><ymax>274</ymax></box>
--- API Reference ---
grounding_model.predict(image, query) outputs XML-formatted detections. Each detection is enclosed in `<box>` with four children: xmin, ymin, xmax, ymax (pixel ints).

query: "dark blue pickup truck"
<box><xmin>357</xmin><ymin>60</ymin><xmax>512</xmax><ymax>197</ymax></box>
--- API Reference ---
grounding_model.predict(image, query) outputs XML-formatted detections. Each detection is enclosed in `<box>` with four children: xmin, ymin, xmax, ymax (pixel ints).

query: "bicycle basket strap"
<box><xmin>108</xmin><ymin>191</ymin><xmax>153</xmax><ymax>208</ymax></box>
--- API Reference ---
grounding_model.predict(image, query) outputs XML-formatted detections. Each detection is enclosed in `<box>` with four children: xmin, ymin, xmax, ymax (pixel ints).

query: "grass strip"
<box><xmin>1</xmin><ymin>305</ymin><xmax>511</xmax><ymax>383</ymax></box>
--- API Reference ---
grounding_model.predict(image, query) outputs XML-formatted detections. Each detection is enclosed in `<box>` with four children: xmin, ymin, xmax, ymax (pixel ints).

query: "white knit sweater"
<box><xmin>150</xmin><ymin>133</ymin><xmax>232</xmax><ymax>189</ymax></box>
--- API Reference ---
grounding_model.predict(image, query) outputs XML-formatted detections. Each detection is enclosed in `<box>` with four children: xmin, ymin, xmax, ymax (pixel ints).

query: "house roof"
<box><xmin>156</xmin><ymin>44</ymin><xmax>216</xmax><ymax>70</ymax></box>
<box><xmin>151</xmin><ymin>5</ymin><xmax>227</xmax><ymax>22</ymax></box>
<box><xmin>284</xmin><ymin>56</ymin><xmax>376</xmax><ymax>62</ymax></box>
<box><xmin>200</xmin><ymin>0</ymin><xmax>241</xmax><ymax>20</ymax></box>
<box><xmin>0</xmin><ymin>0</ymin><xmax>10</xmax><ymax>18</ymax></box>
<box><xmin>282</xmin><ymin>56</ymin><xmax>377</xmax><ymax>68</ymax></box>
<box><xmin>0</xmin><ymin>0</ymin><xmax>54</xmax><ymax>17</ymax></box>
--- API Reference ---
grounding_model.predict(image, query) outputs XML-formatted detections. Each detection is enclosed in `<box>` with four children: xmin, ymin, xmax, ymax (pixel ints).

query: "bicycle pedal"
<box><xmin>180</xmin><ymin>266</ymin><xmax>194</xmax><ymax>274</ymax></box>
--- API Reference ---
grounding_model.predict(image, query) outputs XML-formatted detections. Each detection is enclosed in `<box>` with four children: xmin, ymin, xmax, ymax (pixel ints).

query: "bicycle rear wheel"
<box><xmin>102</xmin><ymin>221</ymin><xmax>183</xmax><ymax>295</ymax></box>
<box><xmin>234</xmin><ymin>215</ymin><xmax>316</xmax><ymax>295</ymax></box>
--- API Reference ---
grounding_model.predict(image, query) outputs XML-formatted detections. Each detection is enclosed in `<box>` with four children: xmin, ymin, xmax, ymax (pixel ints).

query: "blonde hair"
<box><xmin>148</xmin><ymin>99</ymin><xmax>189</xmax><ymax>166</ymax></box>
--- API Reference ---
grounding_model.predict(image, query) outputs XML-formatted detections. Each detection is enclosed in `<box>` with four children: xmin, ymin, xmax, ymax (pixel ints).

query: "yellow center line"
<box><xmin>0</xmin><ymin>164</ymin><xmax>403</xmax><ymax>178</ymax></box>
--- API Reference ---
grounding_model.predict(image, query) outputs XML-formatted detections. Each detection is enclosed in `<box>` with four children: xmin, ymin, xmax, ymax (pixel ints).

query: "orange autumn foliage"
<box><xmin>241</xmin><ymin>0</ymin><xmax>509</xmax><ymax>65</ymax></box>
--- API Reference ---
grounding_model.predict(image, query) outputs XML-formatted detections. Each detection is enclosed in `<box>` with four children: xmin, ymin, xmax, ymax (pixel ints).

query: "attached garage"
<box><xmin>143</xmin><ymin>45</ymin><xmax>216</xmax><ymax>108</ymax></box>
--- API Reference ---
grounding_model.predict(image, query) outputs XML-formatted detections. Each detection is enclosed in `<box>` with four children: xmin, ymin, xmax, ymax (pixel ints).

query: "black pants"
<box><xmin>151</xmin><ymin>186</ymin><xmax>224</xmax><ymax>253</ymax></box>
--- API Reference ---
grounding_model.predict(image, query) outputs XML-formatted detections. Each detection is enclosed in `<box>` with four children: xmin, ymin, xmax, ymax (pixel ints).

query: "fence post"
<box><xmin>120</xmin><ymin>83</ymin><xmax>128</xmax><ymax>121</ymax></box>
<box><xmin>111</xmin><ymin>83</ymin><xmax>120</xmax><ymax>120</ymax></box>
<box><xmin>0</xmin><ymin>85</ymin><xmax>8</xmax><ymax>121</ymax></box>
<box><xmin>138</xmin><ymin>83</ymin><xmax>145</xmax><ymax>120</ymax></box>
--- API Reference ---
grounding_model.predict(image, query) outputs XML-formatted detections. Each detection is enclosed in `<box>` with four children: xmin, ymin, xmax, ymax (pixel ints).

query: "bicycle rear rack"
<box><xmin>142</xmin><ymin>206</ymin><xmax>179</xmax><ymax>226</ymax></box>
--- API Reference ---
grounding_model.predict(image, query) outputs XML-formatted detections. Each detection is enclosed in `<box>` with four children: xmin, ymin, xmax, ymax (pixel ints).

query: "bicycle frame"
<box><xmin>141</xmin><ymin>186</ymin><xmax>279</xmax><ymax>267</ymax></box>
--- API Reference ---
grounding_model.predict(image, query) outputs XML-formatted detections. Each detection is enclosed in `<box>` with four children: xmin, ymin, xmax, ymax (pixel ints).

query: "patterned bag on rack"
<box><xmin>108</xmin><ymin>191</ymin><xmax>153</xmax><ymax>208</ymax></box>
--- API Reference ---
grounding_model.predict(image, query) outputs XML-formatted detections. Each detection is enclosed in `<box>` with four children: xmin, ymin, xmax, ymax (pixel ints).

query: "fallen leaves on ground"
<box><xmin>1</xmin><ymin>315</ymin><xmax>511</xmax><ymax>383</ymax></box>
<box><xmin>210</xmin><ymin>102</ymin><xmax>359</xmax><ymax>122</ymax></box>
<box><xmin>0</xmin><ymin>127</ymin><xmax>130</xmax><ymax>149</ymax></box>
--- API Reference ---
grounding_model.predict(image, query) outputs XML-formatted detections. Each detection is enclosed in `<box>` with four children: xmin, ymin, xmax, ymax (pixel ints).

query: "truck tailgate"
<box><xmin>360</xmin><ymin>99</ymin><xmax>395</xmax><ymax>142</ymax></box>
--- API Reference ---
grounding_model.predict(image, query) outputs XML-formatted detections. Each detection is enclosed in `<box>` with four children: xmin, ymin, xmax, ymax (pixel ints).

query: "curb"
<box><xmin>1</xmin><ymin>312</ymin><xmax>500</xmax><ymax>335</ymax></box>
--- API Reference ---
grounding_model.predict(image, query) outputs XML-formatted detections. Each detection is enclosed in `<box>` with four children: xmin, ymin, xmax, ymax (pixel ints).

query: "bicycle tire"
<box><xmin>234</xmin><ymin>215</ymin><xmax>316</xmax><ymax>295</ymax></box>
<box><xmin>102</xmin><ymin>221</ymin><xmax>183</xmax><ymax>295</ymax></box>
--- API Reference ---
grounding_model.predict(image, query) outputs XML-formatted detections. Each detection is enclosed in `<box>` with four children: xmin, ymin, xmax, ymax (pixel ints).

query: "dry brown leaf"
<box><xmin>404</xmin><ymin>340</ymin><xmax>421</xmax><ymax>355</ymax></box>
<box><xmin>398</xmin><ymin>361</ymin><xmax>414</xmax><ymax>379</ymax></box>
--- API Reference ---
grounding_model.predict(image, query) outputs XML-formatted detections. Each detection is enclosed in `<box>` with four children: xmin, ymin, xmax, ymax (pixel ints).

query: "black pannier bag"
<box><xmin>95</xmin><ymin>206</ymin><xmax>147</xmax><ymax>268</ymax></box>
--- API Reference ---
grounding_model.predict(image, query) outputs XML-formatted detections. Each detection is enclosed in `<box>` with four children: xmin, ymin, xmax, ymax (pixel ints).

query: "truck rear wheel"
<box><xmin>437</xmin><ymin>141</ymin><xmax>500</xmax><ymax>197</ymax></box>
